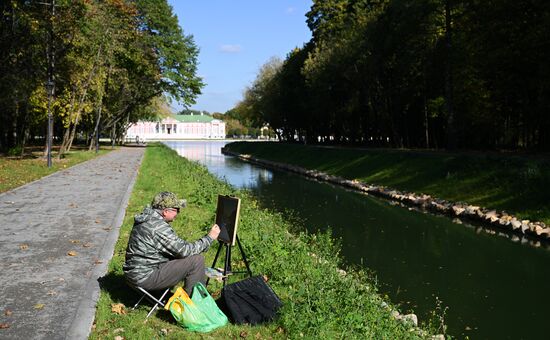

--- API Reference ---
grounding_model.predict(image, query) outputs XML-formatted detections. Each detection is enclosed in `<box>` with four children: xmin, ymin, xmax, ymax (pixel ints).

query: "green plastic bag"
<box><xmin>167</xmin><ymin>283</ymin><xmax>228</xmax><ymax>332</ymax></box>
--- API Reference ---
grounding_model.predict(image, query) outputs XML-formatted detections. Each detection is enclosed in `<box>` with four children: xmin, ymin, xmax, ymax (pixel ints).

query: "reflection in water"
<box><xmin>164</xmin><ymin>141</ymin><xmax>273</xmax><ymax>189</ymax></box>
<box><xmin>165</xmin><ymin>141</ymin><xmax>550</xmax><ymax>340</ymax></box>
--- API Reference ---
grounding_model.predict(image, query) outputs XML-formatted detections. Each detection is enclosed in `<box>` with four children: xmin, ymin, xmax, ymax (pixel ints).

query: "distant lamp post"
<box><xmin>46</xmin><ymin>80</ymin><xmax>55</xmax><ymax>167</ymax></box>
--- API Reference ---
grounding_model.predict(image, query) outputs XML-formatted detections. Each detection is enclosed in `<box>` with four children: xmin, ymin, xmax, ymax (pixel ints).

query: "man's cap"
<box><xmin>151</xmin><ymin>192</ymin><xmax>187</xmax><ymax>210</ymax></box>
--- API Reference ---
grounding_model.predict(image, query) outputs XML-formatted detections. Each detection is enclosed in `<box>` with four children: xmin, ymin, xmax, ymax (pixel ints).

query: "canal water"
<box><xmin>165</xmin><ymin>140</ymin><xmax>550</xmax><ymax>339</ymax></box>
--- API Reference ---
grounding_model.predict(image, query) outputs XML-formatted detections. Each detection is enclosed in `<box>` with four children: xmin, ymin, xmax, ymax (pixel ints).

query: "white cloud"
<box><xmin>219</xmin><ymin>44</ymin><xmax>242</xmax><ymax>53</ymax></box>
<box><xmin>286</xmin><ymin>7</ymin><xmax>296</xmax><ymax>14</ymax></box>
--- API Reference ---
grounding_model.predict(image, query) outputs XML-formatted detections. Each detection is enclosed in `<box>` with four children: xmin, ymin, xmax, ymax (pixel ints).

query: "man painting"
<box><xmin>123</xmin><ymin>192</ymin><xmax>220</xmax><ymax>295</ymax></box>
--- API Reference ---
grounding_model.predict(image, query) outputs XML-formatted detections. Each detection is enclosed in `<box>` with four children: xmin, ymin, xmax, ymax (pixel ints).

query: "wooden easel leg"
<box><xmin>206</xmin><ymin>242</ymin><xmax>224</xmax><ymax>287</ymax></box>
<box><xmin>223</xmin><ymin>243</ymin><xmax>231</xmax><ymax>286</ymax></box>
<box><xmin>236</xmin><ymin>235</ymin><xmax>253</xmax><ymax>277</ymax></box>
<box><xmin>207</xmin><ymin>238</ymin><xmax>252</xmax><ymax>287</ymax></box>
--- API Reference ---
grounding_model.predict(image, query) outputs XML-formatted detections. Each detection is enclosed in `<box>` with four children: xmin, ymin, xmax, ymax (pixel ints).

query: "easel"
<box><xmin>206</xmin><ymin>195</ymin><xmax>252</xmax><ymax>287</ymax></box>
<box><xmin>206</xmin><ymin>235</ymin><xmax>252</xmax><ymax>287</ymax></box>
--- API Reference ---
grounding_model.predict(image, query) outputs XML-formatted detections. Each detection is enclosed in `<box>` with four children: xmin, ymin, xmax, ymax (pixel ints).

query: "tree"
<box><xmin>235</xmin><ymin>57</ymin><xmax>283</xmax><ymax>137</ymax></box>
<box><xmin>234</xmin><ymin>0</ymin><xmax>550</xmax><ymax>151</ymax></box>
<box><xmin>0</xmin><ymin>0</ymin><xmax>204</xmax><ymax>155</ymax></box>
<box><xmin>134</xmin><ymin>0</ymin><xmax>203</xmax><ymax>106</ymax></box>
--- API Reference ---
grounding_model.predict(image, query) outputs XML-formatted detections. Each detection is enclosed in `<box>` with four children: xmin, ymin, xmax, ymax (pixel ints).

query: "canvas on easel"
<box><xmin>215</xmin><ymin>195</ymin><xmax>241</xmax><ymax>246</ymax></box>
<box><xmin>207</xmin><ymin>195</ymin><xmax>252</xmax><ymax>287</ymax></box>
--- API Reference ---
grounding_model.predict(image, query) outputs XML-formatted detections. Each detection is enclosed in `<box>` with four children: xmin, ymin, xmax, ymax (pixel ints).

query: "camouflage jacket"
<box><xmin>123</xmin><ymin>206</ymin><xmax>213</xmax><ymax>286</ymax></box>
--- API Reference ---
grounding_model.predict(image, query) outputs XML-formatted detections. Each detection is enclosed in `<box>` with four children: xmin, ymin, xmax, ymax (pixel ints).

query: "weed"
<box><xmin>426</xmin><ymin>297</ymin><xmax>448</xmax><ymax>336</ymax></box>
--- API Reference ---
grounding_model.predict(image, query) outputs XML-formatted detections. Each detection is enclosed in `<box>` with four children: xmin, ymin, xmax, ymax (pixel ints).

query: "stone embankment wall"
<box><xmin>222</xmin><ymin>148</ymin><xmax>550</xmax><ymax>244</ymax></box>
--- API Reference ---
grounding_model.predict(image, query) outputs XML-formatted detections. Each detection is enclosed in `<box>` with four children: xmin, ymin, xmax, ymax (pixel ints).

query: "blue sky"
<box><xmin>168</xmin><ymin>1</ymin><xmax>313</xmax><ymax>114</ymax></box>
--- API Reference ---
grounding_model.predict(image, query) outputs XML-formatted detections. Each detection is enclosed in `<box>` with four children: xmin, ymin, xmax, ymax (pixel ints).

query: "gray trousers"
<box><xmin>139</xmin><ymin>254</ymin><xmax>205</xmax><ymax>296</ymax></box>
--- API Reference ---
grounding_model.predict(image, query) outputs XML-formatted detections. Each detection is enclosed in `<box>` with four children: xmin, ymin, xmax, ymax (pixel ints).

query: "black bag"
<box><xmin>217</xmin><ymin>275</ymin><xmax>282</xmax><ymax>325</ymax></box>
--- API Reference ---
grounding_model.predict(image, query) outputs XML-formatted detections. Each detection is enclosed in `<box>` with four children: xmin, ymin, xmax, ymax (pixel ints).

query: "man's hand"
<box><xmin>208</xmin><ymin>224</ymin><xmax>221</xmax><ymax>240</ymax></box>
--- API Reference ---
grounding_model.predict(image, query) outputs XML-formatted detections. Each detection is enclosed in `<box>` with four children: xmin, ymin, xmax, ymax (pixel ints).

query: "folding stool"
<box><xmin>131</xmin><ymin>286</ymin><xmax>171</xmax><ymax>319</ymax></box>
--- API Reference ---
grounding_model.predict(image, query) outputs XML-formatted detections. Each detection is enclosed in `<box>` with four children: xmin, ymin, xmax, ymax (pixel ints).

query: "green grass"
<box><xmin>225</xmin><ymin>142</ymin><xmax>550</xmax><ymax>225</ymax></box>
<box><xmin>90</xmin><ymin>143</ymin><xmax>434</xmax><ymax>339</ymax></box>
<box><xmin>0</xmin><ymin>146</ymin><xmax>112</xmax><ymax>193</ymax></box>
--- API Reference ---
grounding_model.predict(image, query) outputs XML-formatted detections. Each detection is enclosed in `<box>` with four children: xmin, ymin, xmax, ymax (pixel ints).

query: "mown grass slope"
<box><xmin>90</xmin><ymin>143</ymin><xmax>433</xmax><ymax>339</ymax></box>
<box><xmin>225</xmin><ymin>142</ymin><xmax>550</xmax><ymax>225</ymax></box>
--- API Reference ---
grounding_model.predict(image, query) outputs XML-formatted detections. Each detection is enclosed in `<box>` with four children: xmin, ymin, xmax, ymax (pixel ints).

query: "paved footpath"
<box><xmin>0</xmin><ymin>147</ymin><xmax>145</xmax><ymax>340</ymax></box>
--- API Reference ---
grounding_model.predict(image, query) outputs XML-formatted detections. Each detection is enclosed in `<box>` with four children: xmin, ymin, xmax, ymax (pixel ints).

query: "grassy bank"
<box><xmin>224</xmin><ymin>142</ymin><xmax>550</xmax><ymax>225</ymax></box>
<box><xmin>0</xmin><ymin>146</ymin><xmax>111</xmax><ymax>193</ymax></box>
<box><xmin>90</xmin><ymin>143</ymin><xmax>436</xmax><ymax>339</ymax></box>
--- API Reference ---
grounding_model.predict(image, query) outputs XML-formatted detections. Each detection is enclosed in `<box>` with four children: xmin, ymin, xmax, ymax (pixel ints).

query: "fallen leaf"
<box><xmin>70</xmin><ymin>240</ymin><xmax>80</xmax><ymax>244</ymax></box>
<box><xmin>114</xmin><ymin>336</ymin><xmax>124</xmax><ymax>340</ymax></box>
<box><xmin>34</xmin><ymin>303</ymin><xmax>45</xmax><ymax>310</ymax></box>
<box><xmin>276</xmin><ymin>327</ymin><xmax>285</xmax><ymax>334</ymax></box>
<box><xmin>4</xmin><ymin>309</ymin><xmax>12</xmax><ymax>316</ymax></box>
<box><xmin>95</xmin><ymin>219</ymin><xmax>101</xmax><ymax>224</ymax></box>
<box><xmin>111</xmin><ymin>303</ymin><xmax>126</xmax><ymax>315</ymax></box>
<box><xmin>102</xmin><ymin>227</ymin><xmax>112</xmax><ymax>231</ymax></box>
<box><xmin>113</xmin><ymin>328</ymin><xmax>124</xmax><ymax>334</ymax></box>
<box><xmin>0</xmin><ymin>323</ymin><xmax>10</xmax><ymax>329</ymax></box>
<box><xmin>67</xmin><ymin>251</ymin><xmax>78</xmax><ymax>256</ymax></box>
<box><xmin>263</xmin><ymin>274</ymin><xmax>269</xmax><ymax>282</ymax></box>
<box><xmin>82</xmin><ymin>243</ymin><xmax>92</xmax><ymax>248</ymax></box>
<box><xmin>240</xmin><ymin>331</ymin><xmax>248</xmax><ymax>338</ymax></box>
<box><xmin>94</xmin><ymin>259</ymin><xmax>104</xmax><ymax>265</ymax></box>
<box><xmin>47</xmin><ymin>290</ymin><xmax>57</xmax><ymax>296</ymax></box>
<box><xmin>19</xmin><ymin>244</ymin><xmax>29</xmax><ymax>250</ymax></box>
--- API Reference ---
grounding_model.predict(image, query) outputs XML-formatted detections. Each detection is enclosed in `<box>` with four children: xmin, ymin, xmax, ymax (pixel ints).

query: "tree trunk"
<box><xmin>424</xmin><ymin>94</ymin><xmax>430</xmax><ymax>149</ymax></box>
<box><xmin>66</xmin><ymin>111</ymin><xmax>82</xmax><ymax>152</ymax></box>
<box><xmin>111</xmin><ymin>120</ymin><xmax>116</xmax><ymax>149</ymax></box>
<box><xmin>19</xmin><ymin>98</ymin><xmax>31</xmax><ymax>158</ymax></box>
<box><xmin>58</xmin><ymin>88</ymin><xmax>78</xmax><ymax>158</ymax></box>
<box><xmin>59</xmin><ymin>45</ymin><xmax>103</xmax><ymax>157</ymax></box>
<box><xmin>88</xmin><ymin>101</ymin><xmax>102</xmax><ymax>151</ymax></box>
<box><xmin>58</xmin><ymin>127</ymin><xmax>71</xmax><ymax>158</ymax></box>
<box><xmin>444</xmin><ymin>0</ymin><xmax>456</xmax><ymax>150</ymax></box>
<box><xmin>89</xmin><ymin>94</ymin><xmax>103</xmax><ymax>151</ymax></box>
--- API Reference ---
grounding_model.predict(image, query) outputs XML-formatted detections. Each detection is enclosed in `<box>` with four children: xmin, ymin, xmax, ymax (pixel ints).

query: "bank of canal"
<box><xmin>165</xmin><ymin>141</ymin><xmax>550</xmax><ymax>340</ymax></box>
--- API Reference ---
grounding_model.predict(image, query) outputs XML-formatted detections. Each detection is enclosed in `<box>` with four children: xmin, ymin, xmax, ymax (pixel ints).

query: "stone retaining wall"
<box><xmin>222</xmin><ymin>148</ymin><xmax>550</xmax><ymax>244</ymax></box>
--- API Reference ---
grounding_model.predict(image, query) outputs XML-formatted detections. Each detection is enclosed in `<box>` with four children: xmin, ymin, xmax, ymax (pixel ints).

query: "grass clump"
<box><xmin>0</xmin><ymin>147</ymin><xmax>111</xmax><ymax>193</ymax></box>
<box><xmin>91</xmin><ymin>143</ymin><xmax>431</xmax><ymax>339</ymax></box>
<box><xmin>225</xmin><ymin>142</ymin><xmax>550</xmax><ymax>225</ymax></box>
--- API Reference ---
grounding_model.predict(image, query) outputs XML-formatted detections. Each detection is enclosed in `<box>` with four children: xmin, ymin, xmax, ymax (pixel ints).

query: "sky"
<box><xmin>168</xmin><ymin>1</ymin><xmax>313</xmax><ymax>114</ymax></box>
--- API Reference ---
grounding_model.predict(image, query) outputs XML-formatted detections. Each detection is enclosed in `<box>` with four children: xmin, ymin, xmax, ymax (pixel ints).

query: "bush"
<box><xmin>7</xmin><ymin>145</ymin><xmax>23</xmax><ymax>157</ymax></box>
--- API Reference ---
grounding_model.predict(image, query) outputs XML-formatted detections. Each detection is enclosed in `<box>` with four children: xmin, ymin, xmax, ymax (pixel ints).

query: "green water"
<box><xmin>166</xmin><ymin>141</ymin><xmax>550</xmax><ymax>339</ymax></box>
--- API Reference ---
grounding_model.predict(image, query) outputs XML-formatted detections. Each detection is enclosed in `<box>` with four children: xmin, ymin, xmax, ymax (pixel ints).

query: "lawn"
<box><xmin>90</xmin><ymin>143</ymin><xmax>436</xmax><ymax>339</ymax></box>
<box><xmin>0</xmin><ymin>145</ymin><xmax>112</xmax><ymax>193</ymax></box>
<box><xmin>224</xmin><ymin>142</ymin><xmax>550</xmax><ymax>225</ymax></box>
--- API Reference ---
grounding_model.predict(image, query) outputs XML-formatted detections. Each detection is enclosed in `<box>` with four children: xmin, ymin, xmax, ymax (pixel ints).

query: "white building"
<box><xmin>126</xmin><ymin>114</ymin><xmax>225</xmax><ymax>141</ymax></box>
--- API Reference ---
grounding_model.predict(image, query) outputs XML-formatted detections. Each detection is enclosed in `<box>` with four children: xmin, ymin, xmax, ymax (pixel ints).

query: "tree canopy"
<box><xmin>235</xmin><ymin>0</ymin><xmax>550</xmax><ymax>150</ymax></box>
<box><xmin>0</xmin><ymin>0</ymin><xmax>203</xmax><ymax>155</ymax></box>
